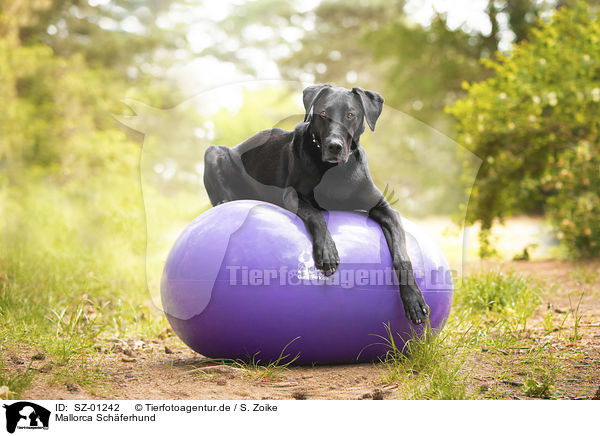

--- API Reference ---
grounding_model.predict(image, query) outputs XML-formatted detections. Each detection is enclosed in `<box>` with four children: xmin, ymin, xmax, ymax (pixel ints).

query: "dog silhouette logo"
<box><xmin>3</xmin><ymin>402</ymin><xmax>50</xmax><ymax>433</ymax></box>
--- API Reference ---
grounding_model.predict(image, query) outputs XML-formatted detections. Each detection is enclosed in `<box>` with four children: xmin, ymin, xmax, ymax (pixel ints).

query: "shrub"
<box><xmin>447</xmin><ymin>1</ymin><xmax>600</xmax><ymax>257</ymax></box>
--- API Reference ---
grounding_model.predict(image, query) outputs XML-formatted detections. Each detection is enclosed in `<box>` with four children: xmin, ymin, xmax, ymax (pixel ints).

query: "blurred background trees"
<box><xmin>209</xmin><ymin>0</ymin><xmax>581</xmax><ymax>126</ymax></box>
<box><xmin>1</xmin><ymin>0</ymin><xmax>599</xmax><ymax>311</ymax></box>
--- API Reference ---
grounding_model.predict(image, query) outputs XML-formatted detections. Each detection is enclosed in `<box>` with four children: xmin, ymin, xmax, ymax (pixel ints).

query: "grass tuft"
<box><xmin>567</xmin><ymin>292</ymin><xmax>584</xmax><ymax>343</ymax></box>
<box><xmin>456</xmin><ymin>270</ymin><xmax>543</xmax><ymax>329</ymax></box>
<box><xmin>378</xmin><ymin>320</ymin><xmax>474</xmax><ymax>399</ymax></box>
<box><xmin>569</xmin><ymin>266</ymin><xmax>598</xmax><ymax>286</ymax></box>
<box><xmin>233</xmin><ymin>337</ymin><xmax>301</xmax><ymax>379</ymax></box>
<box><xmin>0</xmin><ymin>357</ymin><xmax>36</xmax><ymax>399</ymax></box>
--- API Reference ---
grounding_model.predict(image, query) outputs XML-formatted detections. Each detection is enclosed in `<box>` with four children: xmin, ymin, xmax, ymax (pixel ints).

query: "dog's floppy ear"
<box><xmin>303</xmin><ymin>84</ymin><xmax>331</xmax><ymax>122</ymax></box>
<box><xmin>352</xmin><ymin>87</ymin><xmax>384</xmax><ymax>131</ymax></box>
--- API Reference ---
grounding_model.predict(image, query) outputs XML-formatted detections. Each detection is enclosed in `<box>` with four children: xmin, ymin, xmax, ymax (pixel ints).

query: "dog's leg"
<box><xmin>369</xmin><ymin>203</ymin><xmax>429</xmax><ymax>324</ymax></box>
<box><xmin>299</xmin><ymin>203</ymin><xmax>340</xmax><ymax>276</ymax></box>
<box><xmin>284</xmin><ymin>190</ymin><xmax>339</xmax><ymax>276</ymax></box>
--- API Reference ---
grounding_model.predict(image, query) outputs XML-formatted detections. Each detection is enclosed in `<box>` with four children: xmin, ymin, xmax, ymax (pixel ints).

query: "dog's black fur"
<box><xmin>203</xmin><ymin>84</ymin><xmax>429</xmax><ymax>324</ymax></box>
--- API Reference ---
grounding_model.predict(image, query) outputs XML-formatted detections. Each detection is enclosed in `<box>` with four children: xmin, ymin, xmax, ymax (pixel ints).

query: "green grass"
<box><xmin>0</xmin><ymin>179</ymin><xmax>178</xmax><ymax>397</ymax></box>
<box><xmin>520</xmin><ymin>345</ymin><xmax>561</xmax><ymax>399</ymax></box>
<box><xmin>566</xmin><ymin>292</ymin><xmax>584</xmax><ymax>343</ymax></box>
<box><xmin>456</xmin><ymin>270</ymin><xmax>544</xmax><ymax>329</ymax></box>
<box><xmin>232</xmin><ymin>337</ymin><xmax>301</xmax><ymax>379</ymax></box>
<box><xmin>186</xmin><ymin>338</ymin><xmax>302</xmax><ymax>381</ymax></box>
<box><xmin>378</xmin><ymin>321</ymin><xmax>474</xmax><ymax>399</ymax></box>
<box><xmin>523</xmin><ymin>366</ymin><xmax>557</xmax><ymax>399</ymax></box>
<box><xmin>374</xmin><ymin>269</ymin><xmax>569</xmax><ymax>399</ymax></box>
<box><xmin>543</xmin><ymin>306</ymin><xmax>557</xmax><ymax>334</ymax></box>
<box><xmin>0</xmin><ymin>357</ymin><xmax>36</xmax><ymax>400</ymax></box>
<box><xmin>569</xmin><ymin>266</ymin><xmax>598</xmax><ymax>286</ymax></box>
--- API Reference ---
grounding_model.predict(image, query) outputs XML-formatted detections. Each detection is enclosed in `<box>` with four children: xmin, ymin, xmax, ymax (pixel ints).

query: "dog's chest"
<box><xmin>313</xmin><ymin>161</ymin><xmax>371</xmax><ymax>211</ymax></box>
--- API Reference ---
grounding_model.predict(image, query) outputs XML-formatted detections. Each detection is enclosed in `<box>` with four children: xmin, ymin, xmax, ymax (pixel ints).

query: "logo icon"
<box><xmin>3</xmin><ymin>402</ymin><xmax>50</xmax><ymax>433</ymax></box>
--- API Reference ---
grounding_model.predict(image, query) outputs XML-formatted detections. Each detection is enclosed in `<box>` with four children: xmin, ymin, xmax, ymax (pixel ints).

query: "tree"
<box><xmin>447</xmin><ymin>1</ymin><xmax>600</xmax><ymax>257</ymax></box>
<box><xmin>365</xmin><ymin>14</ymin><xmax>488</xmax><ymax>123</ymax></box>
<box><xmin>11</xmin><ymin>0</ymin><xmax>184</xmax><ymax>76</ymax></box>
<box><xmin>0</xmin><ymin>0</ymin><xmax>193</xmax><ymax>176</ymax></box>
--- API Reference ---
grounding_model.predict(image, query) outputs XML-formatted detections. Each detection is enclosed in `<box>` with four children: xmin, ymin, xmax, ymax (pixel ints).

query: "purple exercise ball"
<box><xmin>161</xmin><ymin>200</ymin><xmax>453</xmax><ymax>365</ymax></box>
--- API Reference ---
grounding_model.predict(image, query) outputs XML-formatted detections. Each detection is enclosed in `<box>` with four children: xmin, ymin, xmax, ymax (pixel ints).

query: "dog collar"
<box><xmin>311</xmin><ymin>133</ymin><xmax>320</xmax><ymax>148</ymax></box>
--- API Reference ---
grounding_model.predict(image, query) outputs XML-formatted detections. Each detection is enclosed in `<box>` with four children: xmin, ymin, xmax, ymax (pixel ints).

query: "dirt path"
<box><xmin>20</xmin><ymin>260</ymin><xmax>600</xmax><ymax>400</ymax></box>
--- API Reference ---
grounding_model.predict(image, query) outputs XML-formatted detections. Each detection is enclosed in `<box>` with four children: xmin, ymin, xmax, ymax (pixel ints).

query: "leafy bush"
<box><xmin>447</xmin><ymin>1</ymin><xmax>600</xmax><ymax>257</ymax></box>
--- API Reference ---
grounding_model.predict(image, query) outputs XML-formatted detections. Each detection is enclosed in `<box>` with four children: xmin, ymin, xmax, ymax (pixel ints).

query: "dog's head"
<box><xmin>303</xmin><ymin>84</ymin><xmax>383</xmax><ymax>164</ymax></box>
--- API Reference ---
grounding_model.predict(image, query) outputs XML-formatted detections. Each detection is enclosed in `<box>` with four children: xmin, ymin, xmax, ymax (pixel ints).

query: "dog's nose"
<box><xmin>327</xmin><ymin>141</ymin><xmax>342</xmax><ymax>155</ymax></box>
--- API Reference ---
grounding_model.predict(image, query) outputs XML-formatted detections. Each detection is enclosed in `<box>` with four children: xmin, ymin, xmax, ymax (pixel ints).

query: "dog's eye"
<box><xmin>320</xmin><ymin>111</ymin><xmax>327</xmax><ymax>118</ymax></box>
<box><xmin>346</xmin><ymin>113</ymin><xmax>354</xmax><ymax>119</ymax></box>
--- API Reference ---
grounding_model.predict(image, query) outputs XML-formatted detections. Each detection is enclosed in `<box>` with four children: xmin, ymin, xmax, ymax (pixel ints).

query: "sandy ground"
<box><xmin>14</xmin><ymin>260</ymin><xmax>600</xmax><ymax>400</ymax></box>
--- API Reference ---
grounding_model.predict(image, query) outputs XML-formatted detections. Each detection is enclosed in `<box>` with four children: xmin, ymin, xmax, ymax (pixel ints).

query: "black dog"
<box><xmin>203</xmin><ymin>84</ymin><xmax>429</xmax><ymax>324</ymax></box>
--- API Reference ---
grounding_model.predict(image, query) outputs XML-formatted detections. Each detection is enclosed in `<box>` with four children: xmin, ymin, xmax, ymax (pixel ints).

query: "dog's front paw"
<box><xmin>400</xmin><ymin>284</ymin><xmax>430</xmax><ymax>325</ymax></box>
<box><xmin>313</xmin><ymin>235</ymin><xmax>340</xmax><ymax>276</ymax></box>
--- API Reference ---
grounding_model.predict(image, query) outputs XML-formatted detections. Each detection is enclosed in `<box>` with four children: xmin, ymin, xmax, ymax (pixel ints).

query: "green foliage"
<box><xmin>2</xmin><ymin>0</ymin><xmax>184</xmax><ymax>76</ymax></box>
<box><xmin>217</xmin><ymin>0</ymin><xmax>567</xmax><ymax>123</ymax></box>
<box><xmin>1</xmin><ymin>179</ymin><xmax>143</xmax><ymax>323</ymax></box>
<box><xmin>447</xmin><ymin>1</ymin><xmax>600</xmax><ymax>257</ymax></box>
<box><xmin>277</xmin><ymin>0</ymin><xmax>398</xmax><ymax>88</ymax></box>
<box><xmin>0</xmin><ymin>39</ymin><xmax>136</xmax><ymax>180</ymax></box>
